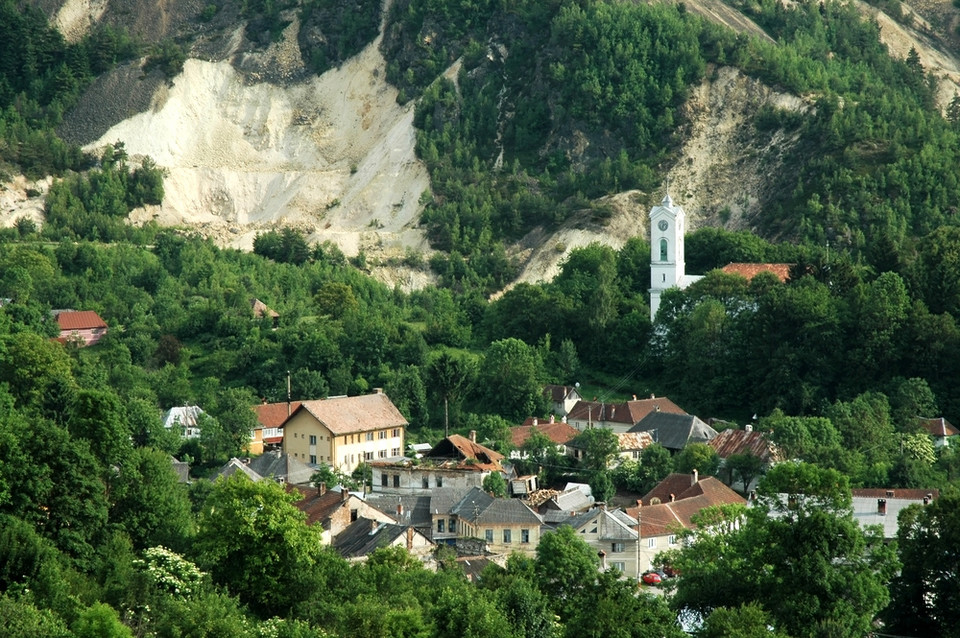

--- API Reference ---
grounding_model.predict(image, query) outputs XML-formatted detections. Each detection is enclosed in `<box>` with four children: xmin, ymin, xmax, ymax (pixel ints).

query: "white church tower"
<box><xmin>649</xmin><ymin>192</ymin><xmax>699</xmax><ymax>321</ymax></box>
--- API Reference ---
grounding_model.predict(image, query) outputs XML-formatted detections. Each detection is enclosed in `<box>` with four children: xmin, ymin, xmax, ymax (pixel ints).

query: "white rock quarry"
<box><xmin>84</xmin><ymin>35</ymin><xmax>432</xmax><ymax>266</ymax></box>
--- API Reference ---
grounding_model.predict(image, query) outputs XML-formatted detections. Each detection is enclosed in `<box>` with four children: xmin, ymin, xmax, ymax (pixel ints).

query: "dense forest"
<box><xmin>4</xmin><ymin>0</ymin><xmax>960</xmax><ymax>634</ymax></box>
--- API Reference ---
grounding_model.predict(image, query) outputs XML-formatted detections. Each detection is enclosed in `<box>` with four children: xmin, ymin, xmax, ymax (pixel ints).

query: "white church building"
<box><xmin>649</xmin><ymin>193</ymin><xmax>702</xmax><ymax>321</ymax></box>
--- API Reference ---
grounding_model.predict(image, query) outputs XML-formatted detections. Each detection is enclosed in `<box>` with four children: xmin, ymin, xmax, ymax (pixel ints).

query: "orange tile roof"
<box><xmin>55</xmin><ymin>310</ymin><xmax>107</xmax><ymax>330</ymax></box>
<box><xmin>918</xmin><ymin>417</ymin><xmax>959</xmax><ymax>438</ymax></box>
<box><xmin>510</xmin><ymin>421</ymin><xmax>580</xmax><ymax>448</ymax></box>
<box><xmin>720</xmin><ymin>263</ymin><xmax>792</xmax><ymax>283</ymax></box>
<box><xmin>253</xmin><ymin>401</ymin><xmax>303</xmax><ymax>428</ymax></box>
<box><xmin>628</xmin><ymin>477</ymin><xmax>745</xmax><ymax>536</ymax></box>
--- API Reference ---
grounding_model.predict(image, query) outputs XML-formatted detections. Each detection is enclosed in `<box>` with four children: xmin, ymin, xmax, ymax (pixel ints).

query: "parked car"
<box><xmin>641</xmin><ymin>571</ymin><xmax>662</xmax><ymax>585</ymax></box>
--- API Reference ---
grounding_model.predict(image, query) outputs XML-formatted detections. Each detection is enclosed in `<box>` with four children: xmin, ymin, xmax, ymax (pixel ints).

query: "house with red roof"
<box><xmin>371</xmin><ymin>431</ymin><xmax>505</xmax><ymax>495</ymax></box>
<box><xmin>54</xmin><ymin>310</ymin><xmax>107</xmax><ymax>346</ymax></box>
<box><xmin>281</xmin><ymin>390</ymin><xmax>407</xmax><ymax>474</ymax></box>
<box><xmin>627</xmin><ymin>471</ymin><xmax>746</xmax><ymax>572</ymax></box>
<box><xmin>542</xmin><ymin>384</ymin><xmax>582</xmax><ymax>417</ymax></box>
<box><xmin>566</xmin><ymin>394</ymin><xmax>687</xmax><ymax>433</ymax></box>
<box><xmin>917</xmin><ymin>417</ymin><xmax>959</xmax><ymax>448</ymax></box>
<box><xmin>250</xmin><ymin>400</ymin><xmax>302</xmax><ymax>455</ymax></box>
<box><xmin>509</xmin><ymin>416</ymin><xmax>580</xmax><ymax>460</ymax></box>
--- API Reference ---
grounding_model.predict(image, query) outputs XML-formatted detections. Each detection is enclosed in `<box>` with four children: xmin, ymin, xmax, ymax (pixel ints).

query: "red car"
<box><xmin>641</xmin><ymin>571</ymin><xmax>662</xmax><ymax>585</ymax></box>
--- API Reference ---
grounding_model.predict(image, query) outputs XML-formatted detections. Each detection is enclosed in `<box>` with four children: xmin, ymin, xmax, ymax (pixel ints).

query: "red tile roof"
<box><xmin>851</xmin><ymin>488</ymin><xmax>940</xmax><ymax>500</ymax></box>
<box><xmin>566</xmin><ymin>396</ymin><xmax>686</xmax><ymax>425</ymax></box>
<box><xmin>253</xmin><ymin>401</ymin><xmax>303</xmax><ymax>428</ymax></box>
<box><xmin>424</xmin><ymin>434</ymin><xmax>505</xmax><ymax>472</ymax></box>
<box><xmin>708</xmin><ymin>428</ymin><xmax>778</xmax><ymax>463</ymax></box>
<box><xmin>288</xmin><ymin>484</ymin><xmax>353</xmax><ymax>529</ymax></box>
<box><xmin>55</xmin><ymin>310</ymin><xmax>107</xmax><ymax>330</ymax></box>
<box><xmin>918</xmin><ymin>417</ymin><xmax>959</xmax><ymax>438</ymax></box>
<box><xmin>720</xmin><ymin>263</ymin><xmax>792</xmax><ymax>283</ymax></box>
<box><xmin>510</xmin><ymin>421</ymin><xmax>580</xmax><ymax>448</ymax></box>
<box><xmin>627</xmin><ymin>478</ymin><xmax>745</xmax><ymax>537</ymax></box>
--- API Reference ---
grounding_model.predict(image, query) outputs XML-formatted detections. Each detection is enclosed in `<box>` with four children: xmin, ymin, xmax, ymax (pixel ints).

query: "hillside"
<box><xmin>4</xmin><ymin>0</ymin><xmax>960</xmax><ymax>289</ymax></box>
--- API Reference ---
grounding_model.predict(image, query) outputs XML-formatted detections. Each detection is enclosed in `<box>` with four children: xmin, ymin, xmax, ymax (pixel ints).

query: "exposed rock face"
<box><xmin>6</xmin><ymin>0</ymin><xmax>960</xmax><ymax>292</ymax></box>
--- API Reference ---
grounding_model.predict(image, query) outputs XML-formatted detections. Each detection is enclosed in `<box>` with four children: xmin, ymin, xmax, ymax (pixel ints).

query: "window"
<box><xmin>366</xmin><ymin>432</ymin><xmax>374</xmax><ymax>441</ymax></box>
<box><xmin>485</xmin><ymin>529</ymin><xmax>493</xmax><ymax>543</ymax></box>
<box><xmin>422</xmin><ymin>477</ymin><xmax>429</xmax><ymax>489</ymax></box>
<box><xmin>503</xmin><ymin>529</ymin><xmax>512</xmax><ymax>543</ymax></box>
<box><xmin>309</xmin><ymin>455</ymin><xmax>317</xmax><ymax>464</ymax></box>
<box><xmin>521</xmin><ymin>529</ymin><xmax>529</xmax><ymax>543</ymax></box>
<box><xmin>350</xmin><ymin>509</ymin><xmax>358</xmax><ymax>522</ymax></box>
<box><xmin>659</xmin><ymin>238</ymin><xmax>668</xmax><ymax>261</ymax></box>
<box><xmin>668</xmin><ymin>535</ymin><xmax>676</xmax><ymax>545</ymax></box>
<box><xmin>364</xmin><ymin>451</ymin><xmax>373</xmax><ymax>461</ymax></box>
<box><xmin>611</xmin><ymin>542</ymin><xmax>625</xmax><ymax>553</ymax></box>
<box><xmin>392</xmin><ymin>447</ymin><xmax>401</xmax><ymax>456</ymax></box>
<box><xmin>436</xmin><ymin>476</ymin><xmax>443</xmax><ymax>488</ymax></box>
<box><xmin>392</xmin><ymin>428</ymin><xmax>401</xmax><ymax>437</ymax></box>
<box><xmin>378</xmin><ymin>449</ymin><xmax>387</xmax><ymax>458</ymax></box>
<box><xmin>437</xmin><ymin>519</ymin><xmax>445</xmax><ymax>533</ymax></box>
<box><xmin>393</xmin><ymin>475</ymin><xmax>400</xmax><ymax>488</ymax></box>
<box><xmin>611</xmin><ymin>561</ymin><xmax>625</xmax><ymax>573</ymax></box>
<box><xmin>379</xmin><ymin>431</ymin><xmax>387</xmax><ymax>439</ymax></box>
<box><xmin>449</xmin><ymin>519</ymin><xmax>456</xmax><ymax>534</ymax></box>
<box><xmin>381</xmin><ymin>473</ymin><xmax>388</xmax><ymax>487</ymax></box>
<box><xmin>647</xmin><ymin>538</ymin><xmax>656</xmax><ymax>548</ymax></box>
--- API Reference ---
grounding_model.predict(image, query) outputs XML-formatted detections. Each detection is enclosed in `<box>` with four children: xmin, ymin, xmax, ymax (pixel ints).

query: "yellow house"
<box><xmin>282</xmin><ymin>391</ymin><xmax>407</xmax><ymax>474</ymax></box>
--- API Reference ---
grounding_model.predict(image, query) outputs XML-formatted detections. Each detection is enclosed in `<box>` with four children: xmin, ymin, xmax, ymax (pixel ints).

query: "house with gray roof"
<box><xmin>628</xmin><ymin>411</ymin><xmax>718</xmax><ymax>453</ymax></box>
<box><xmin>247</xmin><ymin>450</ymin><xmax>315</xmax><ymax>485</ymax></box>
<box><xmin>567</xmin><ymin>506</ymin><xmax>641</xmax><ymax>580</ymax></box>
<box><xmin>452</xmin><ymin>487</ymin><xmax>544</xmax><ymax>556</ymax></box>
<box><xmin>332</xmin><ymin>518</ymin><xmax>433</xmax><ymax>561</ymax></box>
<box><xmin>162</xmin><ymin>405</ymin><xmax>204</xmax><ymax>439</ymax></box>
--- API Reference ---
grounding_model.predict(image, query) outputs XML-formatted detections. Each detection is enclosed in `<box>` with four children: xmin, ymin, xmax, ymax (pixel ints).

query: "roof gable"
<box><xmin>293</xmin><ymin>393</ymin><xmax>408</xmax><ymax>435</ymax></box>
<box><xmin>629</xmin><ymin>412</ymin><xmax>718</xmax><ymax>449</ymax></box>
<box><xmin>55</xmin><ymin>310</ymin><xmax>107</xmax><ymax>330</ymax></box>
<box><xmin>918</xmin><ymin>417</ymin><xmax>959</xmax><ymax>437</ymax></box>
<box><xmin>425</xmin><ymin>434</ymin><xmax>505</xmax><ymax>470</ymax></box>
<box><xmin>510</xmin><ymin>421</ymin><xmax>580</xmax><ymax>448</ymax></box>
<box><xmin>452</xmin><ymin>487</ymin><xmax>543</xmax><ymax>525</ymax></box>
<box><xmin>253</xmin><ymin>401</ymin><xmax>303</xmax><ymax>428</ymax></box>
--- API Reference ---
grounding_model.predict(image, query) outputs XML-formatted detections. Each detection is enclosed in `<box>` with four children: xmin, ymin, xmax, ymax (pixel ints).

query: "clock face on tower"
<box><xmin>658</xmin><ymin>220</ymin><xmax>668</xmax><ymax>231</ymax></box>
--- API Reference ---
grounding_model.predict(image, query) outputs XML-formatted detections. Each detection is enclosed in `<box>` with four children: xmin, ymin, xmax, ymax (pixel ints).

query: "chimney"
<box><xmin>373</xmin><ymin>387</ymin><xmax>383</xmax><ymax>394</ymax></box>
<box><xmin>341</xmin><ymin>489</ymin><xmax>349</xmax><ymax>503</ymax></box>
<box><xmin>371</xmin><ymin>519</ymin><xmax>378</xmax><ymax>533</ymax></box>
<box><xmin>406</xmin><ymin>527</ymin><xmax>414</xmax><ymax>550</ymax></box>
<box><xmin>745</xmin><ymin>424</ymin><xmax>753</xmax><ymax>433</ymax></box>
<box><xmin>549</xmin><ymin>414</ymin><xmax>555</xmax><ymax>424</ymax></box>
<box><xmin>650</xmin><ymin>393</ymin><xmax>655</xmax><ymax>399</ymax></box>
<box><xmin>319</xmin><ymin>482</ymin><xmax>327</xmax><ymax>496</ymax></box>
<box><xmin>397</xmin><ymin>503</ymin><xmax>404</xmax><ymax>520</ymax></box>
<box><xmin>669</xmin><ymin>493</ymin><xmax>675</xmax><ymax>502</ymax></box>
<box><xmin>633</xmin><ymin>394</ymin><xmax>637</xmax><ymax>401</ymax></box>
<box><xmin>877</xmin><ymin>498</ymin><xmax>887</xmax><ymax>515</ymax></box>
<box><xmin>469</xmin><ymin>430</ymin><xmax>477</xmax><ymax>443</ymax></box>
<box><xmin>749</xmin><ymin>490</ymin><xmax>757</xmax><ymax>501</ymax></box>
<box><xmin>598</xmin><ymin>501</ymin><xmax>606</xmax><ymax>511</ymax></box>
<box><xmin>692</xmin><ymin>469</ymin><xmax>699</xmax><ymax>485</ymax></box>
<box><xmin>597</xmin><ymin>550</ymin><xmax>607</xmax><ymax>570</ymax></box>
<box><xmin>924</xmin><ymin>494</ymin><xmax>932</xmax><ymax>505</ymax></box>
<box><xmin>885</xmin><ymin>490</ymin><xmax>895</xmax><ymax>498</ymax></box>
<box><xmin>533</xmin><ymin>417</ymin><xmax>538</xmax><ymax>426</ymax></box>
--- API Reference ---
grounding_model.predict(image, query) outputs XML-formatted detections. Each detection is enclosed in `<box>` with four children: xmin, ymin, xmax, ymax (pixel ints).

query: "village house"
<box><xmin>509</xmin><ymin>417</ymin><xmax>580</xmax><ymax>460</ymax></box>
<box><xmin>567</xmin><ymin>506</ymin><xmax>642</xmax><ymax>580</ymax></box>
<box><xmin>451</xmin><ymin>487</ymin><xmax>544</xmax><ymax>556</ymax></box>
<box><xmin>708</xmin><ymin>425</ymin><xmax>780</xmax><ymax>490</ymax></box>
<box><xmin>851</xmin><ymin>488</ymin><xmax>939</xmax><ymax>541</ymax></box>
<box><xmin>628</xmin><ymin>411</ymin><xmax>718</xmax><ymax>454</ymax></box>
<box><xmin>566</xmin><ymin>395</ymin><xmax>687</xmax><ymax>433</ymax></box>
<box><xmin>332</xmin><ymin>518</ymin><xmax>433</xmax><ymax>562</ymax></box>
<box><xmin>628</xmin><ymin>471</ymin><xmax>746</xmax><ymax>573</ymax></box>
<box><xmin>162</xmin><ymin>405</ymin><xmax>204</xmax><ymax>439</ymax></box>
<box><xmin>54</xmin><ymin>310</ymin><xmax>108</xmax><ymax>346</ymax></box>
<box><xmin>250</xmin><ymin>400</ymin><xmax>300</xmax><ymax>455</ymax></box>
<box><xmin>542</xmin><ymin>384</ymin><xmax>583</xmax><ymax>417</ymax></box>
<box><xmin>282</xmin><ymin>390</ymin><xmax>407</xmax><ymax>474</ymax></box>
<box><xmin>290</xmin><ymin>483</ymin><xmax>396</xmax><ymax>545</ymax></box>
<box><xmin>371</xmin><ymin>432</ymin><xmax>505</xmax><ymax>495</ymax></box>
<box><xmin>917</xmin><ymin>417</ymin><xmax>959</xmax><ymax>448</ymax></box>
